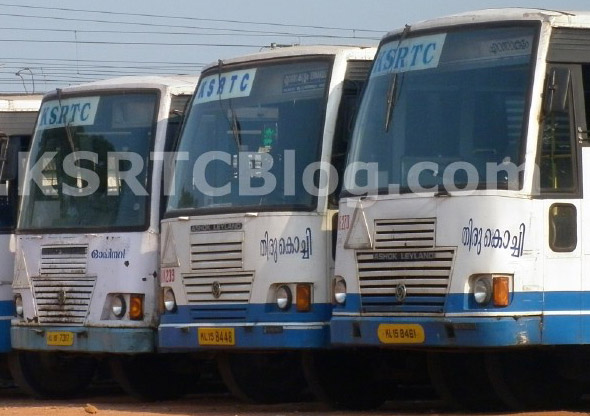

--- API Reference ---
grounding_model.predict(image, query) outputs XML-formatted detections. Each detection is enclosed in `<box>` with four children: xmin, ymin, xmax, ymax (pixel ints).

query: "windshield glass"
<box><xmin>167</xmin><ymin>59</ymin><xmax>331</xmax><ymax>213</ymax></box>
<box><xmin>344</xmin><ymin>25</ymin><xmax>537</xmax><ymax>194</ymax></box>
<box><xmin>19</xmin><ymin>92</ymin><xmax>158</xmax><ymax>231</ymax></box>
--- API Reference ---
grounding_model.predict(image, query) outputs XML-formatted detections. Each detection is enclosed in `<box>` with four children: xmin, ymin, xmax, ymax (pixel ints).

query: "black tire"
<box><xmin>302</xmin><ymin>349</ymin><xmax>387</xmax><ymax>410</ymax></box>
<box><xmin>427</xmin><ymin>351</ymin><xmax>504</xmax><ymax>411</ymax></box>
<box><xmin>8</xmin><ymin>351</ymin><xmax>96</xmax><ymax>399</ymax></box>
<box><xmin>217</xmin><ymin>351</ymin><xmax>308</xmax><ymax>404</ymax></box>
<box><xmin>109</xmin><ymin>354</ymin><xmax>199</xmax><ymax>401</ymax></box>
<box><xmin>486</xmin><ymin>350</ymin><xmax>585</xmax><ymax>410</ymax></box>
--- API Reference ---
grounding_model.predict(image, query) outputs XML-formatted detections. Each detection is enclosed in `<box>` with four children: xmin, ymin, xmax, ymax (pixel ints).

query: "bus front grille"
<box><xmin>31</xmin><ymin>276</ymin><xmax>95</xmax><ymax>325</ymax></box>
<box><xmin>374</xmin><ymin>218</ymin><xmax>435</xmax><ymax>249</ymax></box>
<box><xmin>40</xmin><ymin>245</ymin><xmax>88</xmax><ymax>276</ymax></box>
<box><xmin>357</xmin><ymin>248</ymin><xmax>454</xmax><ymax>315</ymax></box>
<box><xmin>189</xmin><ymin>232</ymin><xmax>243</xmax><ymax>272</ymax></box>
<box><xmin>183</xmin><ymin>272</ymin><xmax>253</xmax><ymax>305</ymax></box>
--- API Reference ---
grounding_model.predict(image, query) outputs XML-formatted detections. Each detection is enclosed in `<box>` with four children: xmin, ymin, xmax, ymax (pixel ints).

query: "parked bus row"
<box><xmin>2</xmin><ymin>7</ymin><xmax>590</xmax><ymax>412</ymax></box>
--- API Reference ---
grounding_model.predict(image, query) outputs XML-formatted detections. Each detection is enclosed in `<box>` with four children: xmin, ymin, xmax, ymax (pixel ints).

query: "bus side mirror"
<box><xmin>543</xmin><ymin>67</ymin><xmax>570</xmax><ymax>115</ymax></box>
<box><xmin>0</xmin><ymin>133</ymin><xmax>20</xmax><ymax>182</ymax></box>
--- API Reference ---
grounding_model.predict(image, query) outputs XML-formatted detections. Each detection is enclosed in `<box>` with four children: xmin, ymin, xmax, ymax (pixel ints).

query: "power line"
<box><xmin>0</xmin><ymin>38</ymin><xmax>265</xmax><ymax>47</ymax></box>
<box><xmin>1</xmin><ymin>57</ymin><xmax>207</xmax><ymax>66</ymax></box>
<box><xmin>0</xmin><ymin>2</ymin><xmax>385</xmax><ymax>33</ymax></box>
<box><xmin>0</xmin><ymin>26</ymin><xmax>379</xmax><ymax>41</ymax></box>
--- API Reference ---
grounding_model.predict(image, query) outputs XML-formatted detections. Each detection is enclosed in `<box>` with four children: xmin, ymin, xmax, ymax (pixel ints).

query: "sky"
<box><xmin>0</xmin><ymin>0</ymin><xmax>589</xmax><ymax>94</ymax></box>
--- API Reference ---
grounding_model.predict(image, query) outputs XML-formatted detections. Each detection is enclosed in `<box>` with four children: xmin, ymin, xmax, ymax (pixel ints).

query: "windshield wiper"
<box><xmin>383</xmin><ymin>24</ymin><xmax>411</xmax><ymax>132</ymax></box>
<box><xmin>384</xmin><ymin>73</ymin><xmax>398</xmax><ymax>132</ymax></box>
<box><xmin>56</xmin><ymin>88</ymin><xmax>77</xmax><ymax>153</ymax></box>
<box><xmin>229</xmin><ymin>104</ymin><xmax>242</xmax><ymax>150</ymax></box>
<box><xmin>215</xmin><ymin>59</ymin><xmax>242</xmax><ymax>151</ymax></box>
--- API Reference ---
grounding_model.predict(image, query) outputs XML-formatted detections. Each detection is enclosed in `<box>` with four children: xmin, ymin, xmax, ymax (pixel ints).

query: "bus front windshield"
<box><xmin>167</xmin><ymin>59</ymin><xmax>331</xmax><ymax>214</ymax></box>
<box><xmin>344</xmin><ymin>25</ymin><xmax>537</xmax><ymax>194</ymax></box>
<box><xmin>18</xmin><ymin>92</ymin><xmax>158</xmax><ymax>231</ymax></box>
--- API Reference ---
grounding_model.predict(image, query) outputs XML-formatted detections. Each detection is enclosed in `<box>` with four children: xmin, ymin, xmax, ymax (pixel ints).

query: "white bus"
<box><xmin>331</xmin><ymin>8</ymin><xmax>590</xmax><ymax>411</ymax></box>
<box><xmin>0</xmin><ymin>94</ymin><xmax>42</xmax><ymax>379</ymax></box>
<box><xmin>9</xmin><ymin>76</ymin><xmax>197</xmax><ymax>399</ymax></box>
<box><xmin>159</xmin><ymin>45</ymin><xmax>375</xmax><ymax>403</ymax></box>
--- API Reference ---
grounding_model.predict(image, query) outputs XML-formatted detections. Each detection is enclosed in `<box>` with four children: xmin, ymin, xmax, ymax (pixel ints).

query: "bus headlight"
<box><xmin>14</xmin><ymin>294</ymin><xmax>23</xmax><ymax>317</ymax></box>
<box><xmin>163</xmin><ymin>287</ymin><xmax>177</xmax><ymax>312</ymax></box>
<box><xmin>275</xmin><ymin>285</ymin><xmax>292</xmax><ymax>310</ymax></box>
<box><xmin>333</xmin><ymin>276</ymin><xmax>347</xmax><ymax>304</ymax></box>
<box><xmin>112</xmin><ymin>294</ymin><xmax>126</xmax><ymax>318</ymax></box>
<box><xmin>473</xmin><ymin>276</ymin><xmax>492</xmax><ymax>305</ymax></box>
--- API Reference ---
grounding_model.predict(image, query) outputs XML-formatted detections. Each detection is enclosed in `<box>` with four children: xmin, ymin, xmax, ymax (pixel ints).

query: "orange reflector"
<box><xmin>129</xmin><ymin>295</ymin><xmax>144</xmax><ymax>320</ymax></box>
<box><xmin>493</xmin><ymin>276</ymin><xmax>510</xmax><ymax>307</ymax></box>
<box><xmin>296</xmin><ymin>284</ymin><xmax>311</xmax><ymax>312</ymax></box>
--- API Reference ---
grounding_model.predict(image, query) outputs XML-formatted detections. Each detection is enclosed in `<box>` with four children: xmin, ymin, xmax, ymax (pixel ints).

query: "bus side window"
<box><xmin>539</xmin><ymin>67</ymin><xmax>576</xmax><ymax>193</ymax></box>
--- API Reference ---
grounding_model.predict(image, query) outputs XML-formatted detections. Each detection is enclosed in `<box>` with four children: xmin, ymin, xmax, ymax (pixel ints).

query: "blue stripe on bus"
<box><xmin>160</xmin><ymin>303</ymin><xmax>332</xmax><ymax>325</ymax></box>
<box><xmin>0</xmin><ymin>300</ymin><xmax>14</xmax><ymax>317</ymax></box>
<box><xmin>0</xmin><ymin>300</ymin><xmax>13</xmax><ymax>352</ymax></box>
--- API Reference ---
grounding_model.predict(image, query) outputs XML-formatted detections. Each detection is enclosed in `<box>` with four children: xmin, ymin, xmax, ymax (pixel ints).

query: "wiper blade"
<box><xmin>383</xmin><ymin>24</ymin><xmax>411</xmax><ymax>133</ymax></box>
<box><xmin>229</xmin><ymin>105</ymin><xmax>242</xmax><ymax>150</ymax></box>
<box><xmin>56</xmin><ymin>88</ymin><xmax>77</xmax><ymax>153</ymax></box>
<box><xmin>384</xmin><ymin>73</ymin><xmax>398</xmax><ymax>132</ymax></box>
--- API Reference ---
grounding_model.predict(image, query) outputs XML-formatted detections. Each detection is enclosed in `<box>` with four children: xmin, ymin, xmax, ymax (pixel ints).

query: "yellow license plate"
<box><xmin>377</xmin><ymin>324</ymin><xmax>425</xmax><ymax>344</ymax></box>
<box><xmin>198</xmin><ymin>328</ymin><xmax>235</xmax><ymax>346</ymax></box>
<box><xmin>46</xmin><ymin>331</ymin><xmax>74</xmax><ymax>346</ymax></box>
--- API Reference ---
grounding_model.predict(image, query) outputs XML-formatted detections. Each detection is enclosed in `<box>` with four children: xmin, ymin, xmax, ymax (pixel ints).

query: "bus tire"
<box><xmin>427</xmin><ymin>351</ymin><xmax>504</xmax><ymax>411</ymax></box>
<box><xmin>109</xmin><ymin>354</ymin><xmax>198</xmax><ymax>401</ymax></box>
<box><xmin>217</xmin><ymin>351</ymin><xmax>308</xmax><ymax>404</ymax></box>
<box><xmin>302</xmin><ymin>349</ymin><xmax>387</xmax><ymax>410</ymax></box>
<box><xmin>485</xmin><ymin>350</ymin><xmax>584</xmax><ymax>410</ymax></box>
<box><xmin>8</xmin><ymin>351</ymin><xmax>96</xmax><ymax>399</ymax></box>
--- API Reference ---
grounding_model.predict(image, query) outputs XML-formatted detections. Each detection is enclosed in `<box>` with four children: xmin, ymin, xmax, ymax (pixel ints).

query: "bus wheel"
<box><xmin>8</xmin><ymin>351</ymin><xmax>96</xmax><ymax>399</ymax></box>
<box><xmin>427</xmin><ymin>352</ymin><xmax>504</xmax><ymax>411</ymax></box>
<box><xmin>217</xmin><ymin>352</ymin><xmax>308</xmax><ymax>404</ymax></box>
<box><xmin>109</xmin><ymin>354</ymin><xmax>199</xmax><ymax>401</ymax></box>
<box><xmin>302</xmin><ymin>349</ymin><xmax>387</xmax><ymax>410</ymax></box>
<box><xmin>486</xmin><ymin>350</ymin><xmax>584</xmax><ymax>410</ymax></box>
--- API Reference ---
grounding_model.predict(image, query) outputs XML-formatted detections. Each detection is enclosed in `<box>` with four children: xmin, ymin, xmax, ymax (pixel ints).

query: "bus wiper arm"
<box><xmin>229</xmin><ymin>106</ymin><xmax>242</xmax><ymax>150</ymax></box>
<box><xmin>384</xmin><ymin>73</ymin><xmax>398</xmax><ymax>132</ymax></box>
<box><xmin>384</xmin><ymin>24</ymin><xmax>411</xmax><ymax>133</ymax></box>
<box><xmin>56</xmin><ymin>88</ymin><xmax>77</xmax><ymax>153</ymax></box>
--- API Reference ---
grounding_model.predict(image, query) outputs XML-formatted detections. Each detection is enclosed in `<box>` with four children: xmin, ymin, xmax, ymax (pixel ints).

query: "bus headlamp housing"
<box><xmin>14</xmin><ymin>294</ymin><xmax>23</xmax><ymax>317</ymax></box>
<box><xmin>333</xmin><ymin>276</ymin><xmax>347</xmax><ymax>304</ymax></box>
<box><xmin>471</xmin><ymin>274</ymin><xmax>512</xmax><ymax>307</ymax></box>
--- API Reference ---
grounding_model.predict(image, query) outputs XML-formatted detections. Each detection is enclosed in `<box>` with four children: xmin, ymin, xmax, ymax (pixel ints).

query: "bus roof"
<box><xmin>385</xmin><ymin>8</ymin><xmax>590</xmax><ymax>37</ymax></box>
<box><xmin>0</xmin><ymin>94</ymin><xmax>43</xmax><ymax>112</ymax></box>
<box><xmin>0</xmin><ymin>94</ymin><xmax>42</xmax><ymax>136</ymax></box>
<box><xmin>43</xmin><ymin>75</ymin><xmax>199</xmax><ymax>98</ymax></box>
<box><xmin>203</xmin><ymin>44</ymin><xmax>376</xmax><ymax>72</ymax></box>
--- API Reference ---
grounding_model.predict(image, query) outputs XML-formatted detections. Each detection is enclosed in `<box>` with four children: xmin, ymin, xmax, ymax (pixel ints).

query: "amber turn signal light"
<box><xmin>129</xmin><ymin>294</ymin><xmax>144</xmax><ymax>320</ymax></box>
<box><xmin>493</xmin><ymin>276</ymin><xmax>510</xmax><ymax>307</ymax></box>
<box><xmin>296</xmin><ymin>284</ymin><xmax>311</xmax><ymax>312</ymax></box>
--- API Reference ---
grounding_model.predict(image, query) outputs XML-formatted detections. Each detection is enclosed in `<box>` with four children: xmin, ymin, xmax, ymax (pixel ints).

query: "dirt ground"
<box><xmin>1</xmin><ymin>386</ymin><xmax>589</xmax><ymax>416</ymax></box>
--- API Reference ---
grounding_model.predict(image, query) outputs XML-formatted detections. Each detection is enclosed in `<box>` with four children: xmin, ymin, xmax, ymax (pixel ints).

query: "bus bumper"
<box><xmin>10</xmin><ymin>325</ymin><xmax>155</xmax><ymax>353</ymax></box>
<box><xmin>158</xmin><ymin>322</ymin><xmax>330</xmax><ymax>351</ymax></box>
<box><xmin>330</xmin><ymin>315</ymin><xmax>542</xmax><ymax>348</ymax></box>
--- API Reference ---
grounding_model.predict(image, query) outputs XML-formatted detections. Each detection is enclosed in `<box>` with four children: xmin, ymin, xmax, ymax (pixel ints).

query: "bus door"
<box><xmin>540</xmin><ymin>61</ymin><xmax>586</xmax><ymax>343</ymax></box>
